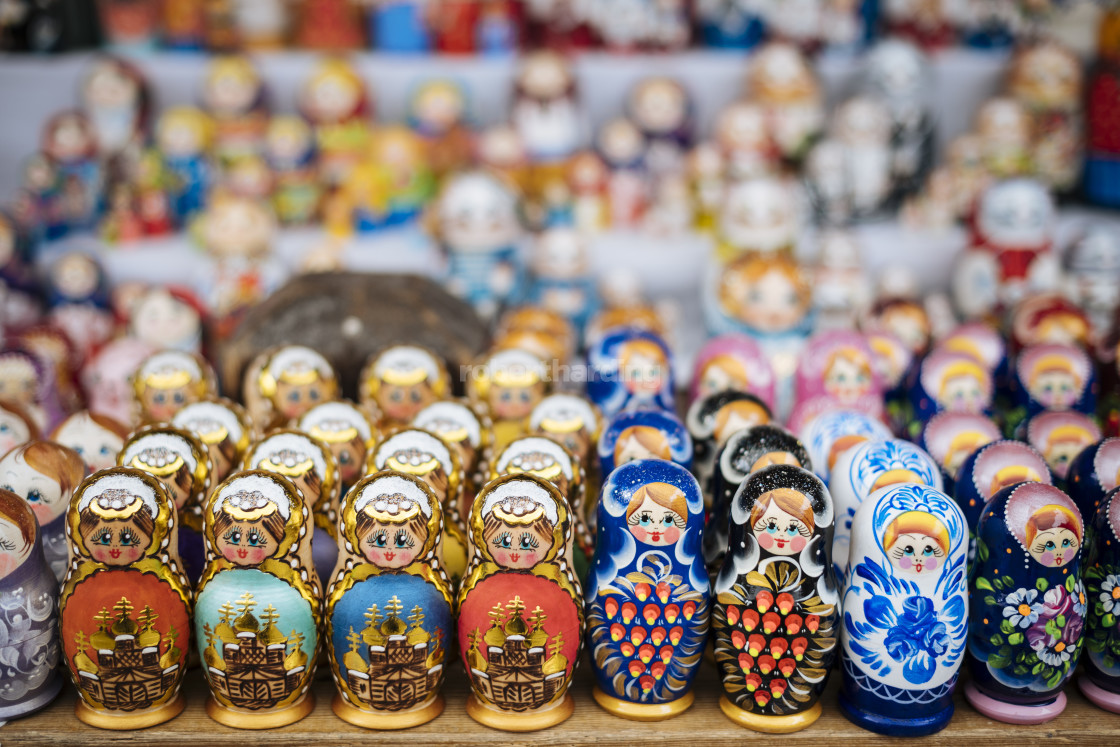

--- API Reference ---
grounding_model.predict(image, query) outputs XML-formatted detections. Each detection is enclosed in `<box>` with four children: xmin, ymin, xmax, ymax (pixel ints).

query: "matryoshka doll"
<box><xmin>360</xmin><ymin>345</ymin><xmax>448</xmax><ymax>431</ymax></box>
<box><xmin>908</xmin><ymin>350</ymin><xmax>994</xmax><ymax>427</ymax></box>
<box><xmin>598</xmin><ymin>408</ymin><xmax>693</xmax><ymax>478</ymax></box>
<box><xmin>0</xmin><ymin>490</ymin><xmax>62</xmax><ymax>719</ymax></box>
<box><xmin>45</xmin><ymin>252</ymin><xmax>115</xmax><ymax>365</ymax></box>
<box><xmin>297</xmin><ymin>400</ymin><xmax>376</xmax><ymax>493</ymax></box>
<box><xmin>712</xmin><ymin>464</ymin><xmax>840</xmax><ymax>732</ymax></box>
<box><xmin>528</xmin><ymin>394</ymin><xmax>601</xmax><ymax>473</ymax></box>
<box><xmin>251</xmin><ymin>345</ymin><xmax>340</xmax><ymax>429</ymax></box>
<box><xmin>596</xmin><ymin>117</ymin><xmax>648</xmax><ymax>230</ymax></box>
<box><xmin>524</xmin><ymin>228</ymin><xmax>599</xmax><ymax>337</ymax></box>
<box><xmin>954</xmin><ymin>439</ymin><xmax>1053</xmax><ymax>539</ymax></box>
<box><xmin>795</xmin><ymin>408</ymin><xmax>892</xmax><ymax>483</ymax></box>
<box><xmin>458</xmin><ymin>474</ymin><xmax>584</xmax><ymax>730</ymax></box>
<box><xmin>407</xmin><ymin>79</ymin><xmax>473</xmax><ymax>178</ymax></box>
<box><xmin>939</xmin><ymin>321</ymin><xmax>1008</xmax><ymax>388</ymax></box>
<box><xmin>326</xmin><ymin>470</ymin><xmax>453</xmax><ymax>727</ymax></box>
<box><xmin>686</xmin><ymin>391</ymin><xmax>772</xmax><ymax>489</ymax></box>
<box><xmin>1081</xmin><ymin>485</ymin><xmax>1120</xmax><ymax>712</ymax></box>
<box><xmin>1067</xmin><ymin>439</ymin><xmax>1120</xmax><ymax>522</ymax></box>
<box><xmin>1013</xmin><ymin>343</ymin><xmax>1096</xmax><ymax>420</ymax></box>
<box><xmin>171</xmin><ymin>397</ymin><xmax>253</xmax><ymax>483</ymax></box>
<box><xmin>511</xmin><ymin>51</ymin><xmax>582</xmax><ymax>173</ymax></box>
<box><xmin>60</xmin><ymin>468</ymin><xmax>191</xmax><ymax>728</ymax></box>
<box><xmin>132</xmin><ymin>350</ymin><xmax>216</xmax><ymax>425</ymax></box>
<box><xmin>704</xmin><ymin>425</ymin><xmax>811</xmax><ymax>578</ymax></box>
<box><xmin>467</xmin><ymin>348</ymin><xmax>549</xmax><ymax>451</ymax></box>
<box><xmin>627</xmin><ymin>77</ymin><xmax>692</xmax><ymax>177</ymax></box>
<box><xmin>0</xmin><ymin>400</ymin><xmax>38</xmax><ymax>457</ymax></box>
<box><xmin>867</xmin><ymin>331</ymin><xmax>914</xmax><ymax>432</ymax></box>
<box><xmin>919</xmin><ymin>411</ymin><xmax>1003</xmax><ymax>495</ymax></box>
<box><xmin>413</xmin><ymin>398</ymin><xmax>494</xmax><ymax>507</ymax></box>
<box><xmin>1026</xmin><ymin>411</ymin><xmax>1102</xmax><ymax>489</ymax></box>
<box><xmin>793</xmin><ymin>329</ymin><xmax>882</xmax><ymax>414</ymax></box>
<box><xmin>81</xmin><ymin>337</ymin><xmax>155</xmax><ymax>426</ymax></box>
<box><xmin>367</xmin><ymin>428</ymin><xmax>467</xmax><ymax>580</ymax></box>
<box><xmin>299</xmin><ymin>58</ymin><xmax>371</xmax><ymax>188</ymax></box>
<box><xmin>201</xmin><ymin>55</ymin><xmax>268</xmax><ymax>163</ymax></box>
<box><xmin>40</xmin><ymin>111</ymin><xmax>100</xmax><ymax>233</ymax></box>
<box><xmin>0</xmin><ymin>348</ymin><xmax>62</xmax><ymax>434</ymax></box>
<box><xmin>965</xmin><ymin>483</ymin><xmax>1085</xmax><ymax>723</ymax></box>
<box><xmin>80</xmin><ymin>56</ymin><xmax>149</xmax><ymax>165</ymax></box>
<box><xmin>119</xmin><ymin>426</ymin><xmax>213</xmax><ymax>585</ymax></box>
<box><xmin>244</xmin><ymin>430</ymin><xmax>340</xmax><ymax>590</ymax></box>
<box><xmin>0</xmin><ymin>441</ymin><xmax>86</xmax><ymax>582</ymax></box>
<box><xmin>51</xmin><ymin>410</ymin><xmax>130</xmax><ymax>473</ymax></box>
<box><xmin>588</xmin><ymin>329</ymin><xmax>675</xmax><ymax>421</ymax></box>
<box><xmin>748</xmin><ymin>42</ymin><xmax>824</xmax><ymax>164</ymax></box>
<box><xmin>265</xmin><ymin>115</ymin><xmax>323</xmax><ymax>226</ymax></box>
<box><xmin>696</xmin><ymin>0</ymin><xmax>765</xmax><ymax>48</ymax></box>
<box><xmin>829</xmin><ymin>438</ymin><xmax>943</xmax><ymax>580</ymax></box>
<box><xmin>586</xmin><ymin>459</ymin><xmax>709</xmax><ymax>720</ymax></box>
<box><xmin>839</xmin><ymin>483</ymin><xmax>969</xmax><ymax>735</ymax></box>
<box><xmin>714</xmin><ymin>177</ymin><xmax>797</xmax><ymax>263</ymax></box>
<box><xmin>195</xmin><ymin>471</ymin><xmax>320</xmax><ymax>728</ymax></box>
<box><xmin>1011</xmin><ymin>294</ymin><xmax>1092</xmax><ymax>352</ymax></box>
<box><xmin>155</xmin><ymin>107</ymin><xmax>212</xmax><ymax>224</ymax></box>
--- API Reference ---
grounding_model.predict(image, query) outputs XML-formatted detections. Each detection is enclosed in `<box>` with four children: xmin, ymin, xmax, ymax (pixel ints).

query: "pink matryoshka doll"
<box><xmin>1025</xmin><ymin>411</ymin><xmax>1102</xmax><ymax>487</ymax></box>
<box><xmin>793</xmin><ymin>329</ymin><xmax>882</xmax><ymax>414</ymax></box>
<box><xmin>690</xmin><ymin>334</ymin><xmax>776</xmax><ymax>410</ymax></box>
<box><xmin>80</xmin><ymin>337</ymin><xmax>156</xmax><ymax>427</ymax></box>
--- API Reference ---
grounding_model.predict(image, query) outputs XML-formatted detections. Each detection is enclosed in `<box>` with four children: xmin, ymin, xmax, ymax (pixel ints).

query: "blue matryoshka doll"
<box><xmin>965</xmin><ymin>483</ymin><xmax>1086</xmax><ymax>724</ymax></box>
<box><xmin>598</xmin><ymin>408</ymin><xmax>693</xmax><ymax>478</ymax></box>
<box><xmin>585</xmin><ymin>459</ymin><xmax>710</xmax><ymax>720</ymax></box>
<box><xmin>1025</xmin><ymin>411</ymin><xmax>1102</xmax><ymax>491</ymax></box>
<box><xmin>829</xmin><ymin>438</ymin><xmax>942</xmax><ymax>581</ymax></box>
<box><xmin>908</xmin><ymin>350</ymin><xmax>994</xmax><ymax>430</ymax></box>
<box><xmin>1013</xmin><ymin>343</ymin><xmax>1098</xmax><ymax>421</ymax></box>
<box><xmin>686</xmin><ymin>390</ymin><xmax>772</xmax><ymax>490</ymax></box>
<box><xmin>1067</xmin><ymin>438</ymin><xmax>1120</xmax><ymax>523</ymax></box>
<box><xmin>695</xmin><ymin>0</ymin><xmax>765</xmax><ymax>49</ymax></box>
<box><xmin>1080</xmin><ymin>486</ymin><xmax>1120</xmax><ymax>713</ymax></box>
<box><xmin>920</xmin><ymin>411</ymin><xmax>1003</xmax><ymax>496</ymax></box>
<box><xmin>839</xmin><ymin>483</ymin><xmax>968</xmax><ymax>736</ymax></box>
<box><xmin>795</xmin><ymin>408</ymin><xmax>892</xmax><ymax>484</ymax></box>
<box><xmin>954</xmin><ymin>440</ymin><xmax>1053</xmax><ymax>541</ymax></box>
<box><xmin>588</xmin><ymin>328</ymin><xmax>675</xmax><ymax>420</ymax></box>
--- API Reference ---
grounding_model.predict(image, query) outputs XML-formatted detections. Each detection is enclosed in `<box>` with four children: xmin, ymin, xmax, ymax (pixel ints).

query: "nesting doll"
<box><xmin>714</xmin><ymin>178</ymin><xmax>797</xmax><ymax>262</ymax></box>
<box><xmin>244</xmin><ymin>430</ymin><xmax>340</xmax><ymax>591</ymax></box>
<box><xmin>413</xmin><ymin>399</ymin><xmax>494</xmax><ymax>507</ymax></box>
<box><xmin>690</xmin><ymin>335</ymin><xmax>776</xmax><ymax>411</ymax></box>
<box><xmin>704</xmin><ymin>426</ymin><xmax>812</xmax><ymax>579</ymax></box>
<box><xmin>793</xmin><ymin>330</ymin><xmax>882</xmax><ymax>414</ymax></box>
<box><xmin>0</xmin><ymin>490</ymin><xmax>62</xmax><ymax>719</ymax></box>
<box><xmin>909</xmin><ymin>350</ymin><xmax>994</xmax><ymax>428</ymax></box>
<box><xmin>965</xmin><ymin>483</ymin><xmax>1085</xmax><ymax>723</ymax></box>
<box><xmin>1026</xmin><ymin>412</ymin><xmax>1102</xmax><ymax>488</ymax></box>
<box><xmin>919</xmin><ymin>411</ymin><xmax>1003</xmax><ymax>495</ymax></box>
<box><xmin>368</xmin><ymin>428</ymin><xmax>467</xmax><ymax>580</ymax></box>
<box><xmin>0</xmin><ymin>348</ymin><xmax>62</xmax><ymax>434</ymax></box>
<box><xmin>1067</xmin><ymin>439</ymin><xmax>1120</xmax><ymax>522</ymax></box>
<box><xmin>868</xmin><ymin>332</ymin><xmax>916</xmax><ymax>432</ymax></box>
<box><xmin>528</xmin><ymin>394</ymin><xmax>601</xmax><ymax>471</ymax></box>
<box><xmin>712</xmin><ymin>464</ymin><xmax>840</xmax><ymax>732</ymax></box>
<box><xmin>1081</xmin><ymin>486</ymin><xmax>1120</xmax><ymax>711</ymax></box>
<box><xmin>326</xmin><ymin>471</ymin><xmax>454</xmax><ymax>728</ymax></box>
<box><xmin>585</xmin><ymin>460</ymin><xmax>708</xmax><ymax>720</ymax></box>
<box><xmin>687</xmin><ymin>391</ymin><xmax>772</xmax><ymax>490</ymax></box>
<box><xmin>132</xmin><ymin>350</ymin><xmax>216</xmax><ymax>425</ymax></box>
<box><xmin>1013</xmin><ymin>343</ymin><xmax>1096</xmax><ymax>420</ymax></box>
<box><xmin>195</xmin><ymin>471</ymin><xmax>320</xmax><ymax>728</ymax></box>
<box><xmin>49</xmin><ymin>411</ymin><xmax>125</xmax><ymax>473</ymax></box>
<box><xmin>467</xmin><ymin>348</ymin><xmax>549</xmax><ymax>451</ymax></box>
<box><xmin>598</xmin><ymin>409</ymin><xmax>693</xmax><ymax>478</ymax></box>
<box><xmin>0</xmin><ymin>441</ymin><xmax>86</xmax><ymax>582</ymax></box>
<box><xmin>201</xmin><ymin>56</ymin><xmax>268</xmax><ymax>162</ymax></box>
<box><xmin>839</xmin><ymin>483</ymin><xmax>969</xmax><ymax>735</ymax></box>
<box><xmin>939</xmin><ymin>322</ymin><xmax>1008</xmax><ymax>385</ymax></box>
<box><xmin>829</xmin><ymin>439</ymin><xmax>942</xmax><ymax>580</ymax></box>
<box><xmin>297</xmin><ymin>401</ymin><xmax>376</xmax><ymax>492</ymax></box>
<box><xmin>60</xmin><ymin>468</ymin><xmax>192</xmax><ymax>728</ymax></box>
<box><xmin>360</xmin><ymin>345</ymin><xmax>449</xmax><ymax>430</ymax></box>
<box><xmin>248</xmin><ymin>345</ymin><xmax>340</xmax><ymax>429</ymax></box>
<box><xmin>795</xmin><ymin>408</ymin><xmax>892</xmax><ymax>483</ymax></box>
<box><xmin>954</xmin><ymin>439</ymin><xmax>1053</xmax><ymax>540</ymax></box>
<box><xmin>458</xmin><ymin>474</ymin><xmax>584</xmax><ymax>730</ymax></box>
<box><xmin>0</xmin><ymin>400</ymin><xmax>37</xmax><ymax>457</ymax></box>
<box><xmin>81</xmin><ymin>338</ymin><xmax>155</xmax><ymax>427</ymax></box>
<box><xmin>298</xmin><ymin>58</ymin><xmax>371</xmax><ymax>188</ymax></box>
<box><xmin>171</xmin><ymin>398</ymin><xmax>253</xmax><ymax>483</ymax></box>
<box><xmin>119</xmin><ymin>426</ymin><xmax>213</xmax><ymax>585</ymax></box>
<box><xmin>588</xmin><ymin>329</ymin><xmax>675</xmax><ymax>420</ymax></box>
<box><xmin>155</xmin><ymin>107</ymin><xmax>212</xmax><ymax>223</ymax></box>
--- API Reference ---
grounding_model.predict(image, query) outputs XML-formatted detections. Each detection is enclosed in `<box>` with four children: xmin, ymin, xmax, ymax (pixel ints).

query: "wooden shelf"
<box><xmin>2</xmin><ymin>656</ymin><xmax>1118</xmax><ymax>745</ymax></box>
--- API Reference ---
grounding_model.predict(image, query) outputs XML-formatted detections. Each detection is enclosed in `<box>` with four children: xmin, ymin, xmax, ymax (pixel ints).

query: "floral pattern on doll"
<box><xmin>798</xmin><ymin>409</ymin><xmax>892</xmax><ymax>482</ymax></box>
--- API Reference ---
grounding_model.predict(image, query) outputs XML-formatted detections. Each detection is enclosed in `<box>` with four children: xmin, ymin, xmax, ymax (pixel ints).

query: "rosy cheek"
<box><xmin>399</xmin><ymin>551</ymin><xmax>414</xmax><ymax>564</ymax></box>
<box><xmin>0</xmin><ymin>556</ymin><xmax>15</xmax><ymax>577</ymax></box>
<box><xmin>757</xmin><ymin>534</ymin><xmax>774</xmax><ymax>550</ymax></box>
<box><xmin>790</xmin><ymin>536</ymin><xmax>806</xmax><ymax>553</ymax></box>
<box><xmin>1040</xmin><ymin>552</ymin><xmax>1055</xmax><ymax>566</ymax></box>
<box><xmin>924</xmin><ymin>558</ymin><xmax>938</xmax><ymax>570</ymax></box>
<box><xmin>252</xmin><ymin>548</ymin><xmax>269</xmax><ymax>563</ymax></box>
<box><xmin>523</xmin><ymin>552</ymin><xmax>536</xmax><ymax>564</ymax></box>
<box><xmin>630</xmin><ymin>526</ymin><xmax>647</xmax><ymax>541</ymax></box>
<box><xmin>30</xmin><ymin>504</ymin><xmax>54</xmax><ymax>524</ymax></box>
<box><xmin>663</xmin><ymin>528</ymin><xmax>680</xmax><ymax>544</ymax></box>
<box><xmin>898</xmin><ymin>557</ymin><xmax>913</xmax><ymax>569</ymax></box>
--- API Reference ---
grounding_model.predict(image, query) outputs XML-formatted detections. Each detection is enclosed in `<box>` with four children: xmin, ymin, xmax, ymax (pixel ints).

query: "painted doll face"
<box><xmin>86</xmin><ymin>518</ymin><xmax>150</xmax><ymax>566</ymax></box>
<box><xmin>614</xmin><ymin>427</ymin><xmax>671</xmax><ymax>467</ymax></box>
<box><xmin>0</xmin><ymin>411</ymin><xmax>31</xmax><ymax>456</ymax></box>
<box><xmin>698</xmin><ymin>358</ymin><xmax>748</xmax><ymax>400</ymax></box>
<box><xmin>489</xmin><ymin>382</ymin><xmax>542</xmax><ymax>421</ymax></box>
<box><xmin>938</xmin><ymin>373</ymin><xmax>985</xmax><ymax>414</ymax></box>
<box><xmin>217</xmin><ymin>518</ymin><xmax>275</xmax><ymax>566</ymax></box>
<box><xmin>0</xmin><ymin>515</ymin><xmax>30</xmax><ymax>579</ymax></box>
<box><xmin>377</xmin><ymin>380</ymin><xmax>433</xmax><ymax>423</ymax></box>
<box><xmin>887</xmin><ymin>532</ymin><xmax>945</xmax><ymax>575</ymax></box>
<box><xmin>1029</xmin><ymin>527</ymin><xmax>1079</xmax><ymax>567</ymax></box>
<box><xmin>737</xmin><ymin>269</ymin><xmax>808</xmax><ymax>331</ymax></box>
<box><xmin>274</xmin><ymin>378</ymin><xmax>329</xmax><ymax>420</ymax></box>
<box><xmin>824</xmin><ymin>354</ymin><xmax>871</xmax><ymax>402</ymax></box>
<box><xmin>131</xmin><ymin>292</ymin><xmax>199</xmax><ymax>349</ymax></box>
<box><xmin>0</xmin><ymin>359</ymin><xmax>37</xmax><ymax>405</ymax></box>
<box><xmin>626</xmin><ymin>492</ymin><xmax>685</xmax><ymax>547</ymax></box>
<box><xmin>1045</xmin><ymin>439</ymin><xmax>1091</xmax><ymax>478</ymax></box>
<box><xmin>622</xmin><ymin>351</ymin><xmax>667</xmax><ymax>397</ymax></box>
<box><xmin>141</xmin><ymin>383</ymin><xmax>192</xmax><ymax>422</ymax></box>
<box><xmin>332</xmin><ymin>437</ymin><xmax>365</xmax><ymax>486</ymax></box>
<box><xmin>882</xmin><ymin>307</ymin><xmax>929</xmax><ymax>355</ymax></box>
<box><xmin>56</xmin><ymin>418</ymin><xmax>122</xmax><ymax>472</ymax></box>
<box><xmin>752</xmin><ymin>491</ymin><xmax>811</xmax><ymax>556</ymax></box>
<box><xmin>714</xmin><ymin>401</ymin><xmax>769</xmax><ymax>445</ymax></box>
<box><xmin>0</xmin><ymin>452</ymin><xmax>64</xmax><ymax>526</ymax></box>
<box><xmin>306</xmin><ymin>75</ymin><xmax>361</xmax><ymax>123</ymax></box>
<box><xmin>484</xmin><ymin>517</ymin><xmax>554</xmax><ymax>570</ymax></box>
<box><xmin>360</xmin><ymin>519</ymin><xmax>427</xmax><ymax>569</ymax></box>
<box><xmin>1030</xmin><ymin>370</ymin><xmax>1078</xmax><ymax>409</ymax></box>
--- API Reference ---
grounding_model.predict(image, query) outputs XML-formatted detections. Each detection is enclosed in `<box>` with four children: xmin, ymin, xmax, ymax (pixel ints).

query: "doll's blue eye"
<box><xmin>73</xmin><ymin>446</ymin><xmax>84</xmax><ymax>455</ymax></box>
<box><xmin>100</xmin><ymin>446</ymin><xmax>111</xmax><ymax>455</ymax></box>
<box><xmin>1062</xmin><ymin>539</ymin><xmax>1072</xmax><ymax>548</ymax></box>
<box><xmin>391</xmin><ymin>391</ymin><xmax>403</xmax><ymax>401</ymax></box>
<box><xmin>223</xmin><ymin>529</ymin><xmax>242</xmax><ymax>545</ymax></box>
<box><xmin>902</xmin><ymin>545</ymin><xmax>914</xmax><ymax>556</ymax></box>
<box><xmin>338</xmin><ymin>451</ymin><xmax>350</xmax><ymax>464</ymax></box>
<box><xmin>1045</xmin><ymin>541</ymin><xmax>1056</xmax><ymax>550</ymax></box>
<box><xmin>173</xmin><ymin>392</ymin><xmax>185</xmax><ymax>404</ymax></box>
<box><xmin>95</xmin><ymin>530</ymin><xmax>112</xmax><ymax>545</ymax></box>
<box><xmin>0</xmin><ymin>424</ymin><xmax>8</xmax><ymax>432</ymax></box>
<box><xmin>288</xmin><ymin>392</ymin><xmax>300</xmax><ymax>402</ymax></box>
<box><xmin>922</xmin><ymin>546</ymin><xmax>935</xmax><ymax>556</ymax></box>
<box><xmin>501</xmin><ymin>391</ymin><xmax>512</xmax><ymax>402</ymax></box>
<box><xmin>26</xmin><ymin>489</ymin><xmax>42</xmax><ymax>503</ymax></box>
<box><xmin>119</xmin><ymin>529</ymin><xmax>139</xmax><ymax>546</ymax></box>
<box><xmin>309</xmin><ymin>390</ymin><xmax>320</xmax><ymax>401</ymax></box>
<box><xmin>154</xmin><ymin>393</ymin><xmax>166</xmax><ymax>403</ymax></box>
<box><xmin>247</xmin><ymin>529</ymin><xmax>266</xmax><ymax>548</ymax></box>
<box><xmin>410</xmin><ymin>390</ymin><xmax>422</xmax><ymax>403</ymax></box>
<box><xmin>786</xmin><ymin>525</ymin><xmax>798</xmax><ymax>536</ymax></box>
<box><xmin>493</xmin><ymin>531</ymin><xmax>512</xmax><ymax>549</ymax></box>
<box><xmin>662</xmin><ymin>516</ymin><xmax>674</xmax><ymax>527</ymax></box>
<box><xmin>368</xmin><ymin>531</ymin><xmax>387</xmax><ymax>548</ymax></box>
<box><xmin>520</xmin><ymin>391</ymin><xmax>531</xmax><ymax>402</ymax></box>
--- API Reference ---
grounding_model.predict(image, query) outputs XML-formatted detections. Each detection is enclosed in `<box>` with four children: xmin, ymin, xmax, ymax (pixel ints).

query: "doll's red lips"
<box><xmin>109</xmin><ymin>549</ymin><xmax>120</xmax><ymax>558</ymax></box>
<box><xmin>237</xmin><ymin>549</ymin><xmax>248</xmax><ymax>558</ymax></box>
<box><xmin>510</xmin><ymin>552</ymin><xmax>521</xmax><ymax>562</ymax></box>
<box><xmin>384</xmin><ymin>552</ymin><xmax>395</xmax><ymax>561</ymax></box>
<box><xmin>651</xmin><ymin>532</ymin><xmax>661</xmax><ymax>541</ymax></box>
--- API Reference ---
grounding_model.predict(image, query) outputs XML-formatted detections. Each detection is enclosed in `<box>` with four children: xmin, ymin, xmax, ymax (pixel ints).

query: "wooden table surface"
<box><xmin>2</xmin><ymin>657</ymin><xmax>1117</xmax><ymax>746</ymax></box>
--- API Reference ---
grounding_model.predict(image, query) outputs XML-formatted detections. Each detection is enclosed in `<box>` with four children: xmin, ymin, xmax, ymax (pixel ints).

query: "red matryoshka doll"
<box><xmin>0</xmin><ymin>400</ymin><xmax>38</xmax><ymax>457</ymax></box>
<box><xmin>171</xmin><ymin>397</ymin><xmax>253</xmax><ymax>484</ymax></box>
<box><xmin>325</xmin><ymin>470</ymin><xmax>454</xmax><ymax>728</ymax></box>
<box><xmin>119</xmin><ymin>425</ymin><xmax>213</xmax><ymax>585</ymax></box>
<box><xmin>748</xmin><ymin>42</ymin><xmax>824</xmax><ymax>164</ymax></box>
<box><xmin>458</xmin><ymin>474</ymin><xmax>584</xmax><ymax>730</ymax></box>
<box><xmin>194</xmin><ymin>471</ymin><xmax>320</xmax><ymax>728</ymax></box>
<box><xmin>299</xmin><ymin>58</ymin><xmax>372</xmax><ymax>188</ymax></box>
<box><xmin>360</xmin><ymin>345</ymin><xmax>449</xmax><ymax>431</ymax></box>
<box><xmin>249</xmin><ymin>345</ymin><xmax>340</xmax><ymax>429</ymax></box>
<box><xmin>793</xmin><ymin>329</ymin><xmax>882</xmax><ymax>414</ymax></box>
<box><xmin>296</xmin><ymin>400</ymin><xmax>377</xmax><ymax>492</ymax></box>
<box><xmin>595</xmin><ymin>117</ymin><xmax>648</xmax><ymax>230</ymax></box>
<box><xmin>1025</xmin><ymin>411</ymin><xmax>1102</xmax><ymax>488</ymax></box>
<box><xmin>201</xmin><ymin>55</ymin><xmax>269</xmax><ymax>163</ymax></box>
<box><xmin>132</xmin><ymin>350</ymin><xmax>217</xmax><ymax>425</ymax></box>
<box><xmin>295</xmin><ymin>0</ymin><xmax>364</xmax><ymax>49</ymax></box>
<box><xmin>468</xmin><ymin>348</ymin><xmax>550</xmax><ymax>452</ymax></box>
<box><xmin>690</xmin><ymin>334</ymin><xmax>776</xmax><ymax>410</ymax></box>
<box><xmin>0</xmin><ymin>440</ymin><xmax>86</xmax><ymax>582</ymax></box>
<box><xmin>81</xmin><ymin>337</ymin><xmax>155</xmax><ymax>427</ymax></box>
<box><xmin>80</xmin><ymin>56</ymin><xmax>149</xmax><ymax>166</ymax></box>
<box><xmin>712</xmin><ymin>464</ymin><xmax>840</xmax><ymax>732</ymax></box>
<box><xmin>51</xmin><ymin>410</ymin><xmax>130</xmax><ymax>473</ymax></box>
<box><xmin>96</xmin><ymin>0</ymin><xmax>161</xmax><ymax>52</ymax></box>
<box><xmin>60</xmin><ymin>468</ymin><xmax>192</xmax><ymax>728</ymax></box>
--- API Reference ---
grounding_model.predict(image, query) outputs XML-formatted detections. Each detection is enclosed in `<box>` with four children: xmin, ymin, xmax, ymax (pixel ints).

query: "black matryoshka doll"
<box><xmin>1068</xmin><ymin>438</ymin><xmax>1120</xmax><ymax>522</ymax></box>
<box><xmin>0</xmin><ymin>440</ymin><xmax>86</xmax><ymax>581</ymax></box>
<box><xmin>325</xmin><ymin>470</ymin><xmax>454</xmax><ymax>728</ymax></box>
<box><xmin>195</xmin><ymin>471</ymin><xmax>320</xmax><ymax>728</ymax></box>
<box><xmin>51</xmin><ymin>410</ymin><xmax>130</xmax><ymax>473</ymax></box>
<box><xmin>712</xmin><ymin>464</ymin><xmax>840</xmax><ymax>733</ymax></box>
<box><xmin>704</xmin><ymin>425</ymin><xmax>811</xmax><ymax>578</ymax></box>
<box><xmin>687</xmin><ymin>390</ymin><xmax>772</xmax><ymax>489</ymax></box>
<box><xmin>244</xmin><ymin>429</ymin><xmax>340</xmax><ymax>590</ymax></box>
<box><xmin>919</xmin><ymin>411</ymin><xmax>1003</xmax><ymax>496</ymax></box>
<box><xmin>0</xmin><ymin>489</ymin><xmax>62</xmax><ymax>719</ymax></box>
<box><xmin>297</xmin><ymin>400</ymin><xmax>377</xmax><ymax>493</ymax></box>
<box><xmin>954</xmin><ymin>440</ymin><xmax>1053</xmax><ymax>539</ymax></box>
<box><xmin>412</xmin><ymin>398</ymin><xmax>494</xmax><ymax>504</ymax></box>
<box><xmin>965</xmin><ymin>482</ymin><xmax>1086</xmax><ymax>724</ymax></box>
<box><xmin>361</xmin><ymin>345</ymin><xmax>449</xmax><ymax>431</ymax></box>
<box><xmin>458</xmin><ymin>474</ymin><xmax>584</xmax><ymax>731</ymax></box>
<box><xmin>597</xmin><ymin>408</ymin><xmax>693</xmax><ymax>479</ymax></box>
<box><xmin>1026</xmin><ymin>410</ymin><xmax>1102</xmax><ymax>489</ymax></box>
<box><xmin>251</xmin><ymin>345</ymin><xmax>340</xmax><ymax>428</ymax></box>
<box><xmin>118</xmin><ymin>425</ymin><xmax>213</xmax><ymax>584</ymax></box>
<box><xmin>132</xmin><ymin>350</ymin><xmax>216</xmax><ymax>424</ymax></box>
<box><xmin>586</xmin><ymin>459</ymin><xmax>710</xmax><ymax>721</ymax></box>
<box><xmin>467</xmin><ymin>348</ymin><xmax>550</xmax><ymax>452</ymax></box>
<box><xmin>60</xmin><ymin>468</ymin><xmax>192</xmax><ymax>728</ymax></box>
<box><xmin>367</xmin><ymin>428</ymin><xmax>467</xmax><ymax>580</ymax></box>
<box><xmin>1081</xmin><ymin>486</ymin><xmax>1120</xmax><ymax>712</ymax></box>
<box><xmin>171</xmin><ymin>397</ymin><xmax>254</xmax><ymax>483</ymax></box>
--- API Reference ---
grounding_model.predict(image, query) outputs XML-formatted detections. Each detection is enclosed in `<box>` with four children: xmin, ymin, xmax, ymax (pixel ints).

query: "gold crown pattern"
<box><xmin>224</xmin><ymin>489</ymin><xmax>277</xmax><ymax>520</ymax></box>
<box><xmin>363</xmin><ymin>492</ymin><xmax>422</xmax><ymax>522</ymax></box>
<box><xmin>91</xmin><ymin>488</ymin><xmax>143</xmax><ymax>519</ymax></box>
<box><xmin>492</xmin><ymin>496</ymin><xmax>545</xmax><ymax>526</ymax></box>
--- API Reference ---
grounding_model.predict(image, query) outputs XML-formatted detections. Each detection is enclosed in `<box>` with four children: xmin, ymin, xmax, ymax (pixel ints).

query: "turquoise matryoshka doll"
<box><xmin>965</xmin><ymin>482</ymin><xmax>1086</xmax><ymax>724</ymax></box>
<box><xmin>195</xmin><ymin>471</ymin><xmax>321</xmax><ymax>728</ymax></box>
<box><xmin>325</xmin><ymin>470</ymin><xmax>454</xmax><ymax>728</ymax></box>
<box><xmin>712</xmin><ymin>464</ymin><xmax>840</xmax><ymax>733</ymax></box>
<box><xmin>1081</xmin><ymin>486</ymin><xmax>1120</xmax><ymax>713</ymax></box>
<box><xmin>585</xmin><ymin>459</ymin><xmax>710</xmax><ymax>720</ymax></box>
<box><xmin>839</xmin><ymin>483</ymin><xmax>969</xmax><ymax>736</ymax></box>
